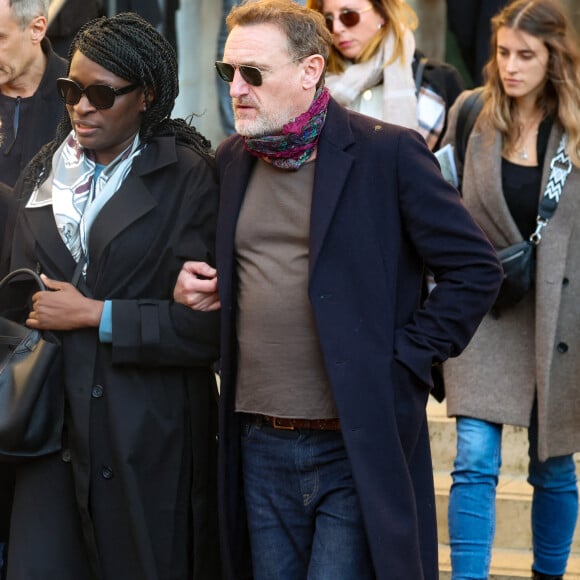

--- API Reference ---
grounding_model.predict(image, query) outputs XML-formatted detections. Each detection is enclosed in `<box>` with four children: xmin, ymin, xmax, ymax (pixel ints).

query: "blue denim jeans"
<box><xmin>448</xmin><ymin>414</ymin><xmax>578</xmax><ymax>579</ymax></box>
<box><xmin>240</xmin><ymin>417</ymin><xmax>374</xmax><ymax>580</ymax></box>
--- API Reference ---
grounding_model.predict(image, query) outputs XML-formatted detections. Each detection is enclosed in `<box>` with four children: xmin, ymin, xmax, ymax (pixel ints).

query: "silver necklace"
<box><xmin>517</xmin><ymin>126</ymin><xmax>539</xmax><ymax>161</ymax></box>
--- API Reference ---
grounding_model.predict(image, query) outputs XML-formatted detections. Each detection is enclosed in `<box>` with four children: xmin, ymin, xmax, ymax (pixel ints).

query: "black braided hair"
<box><xmin>22</xmin><ymin>12</ymin><xmax>212</xmax><ymax>192</ymax></box>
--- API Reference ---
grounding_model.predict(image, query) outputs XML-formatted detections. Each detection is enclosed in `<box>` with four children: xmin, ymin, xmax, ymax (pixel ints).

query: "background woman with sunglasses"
<box><xmin>307</xmin><ymin>0</ymin><xmax>464</xmax><ymax>151</ymax></box>
<box><xmin>3</xmin><ymin>12</ymin><xmax>221</xmax><ymax>580</ymax></box>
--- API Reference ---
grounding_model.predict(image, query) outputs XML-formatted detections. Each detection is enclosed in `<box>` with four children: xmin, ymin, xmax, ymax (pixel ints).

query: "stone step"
<box><xmin>429</xmin><ymin>397</ymin><xmax>580</xmax><ymax>577</ymax></box>
<box><xmin>434</xmin><ymin>473</ymin><xmax>580</xmax><ymax>553</ymax></box>
<box><xmin>438</xmin><ymin>544</ymin><xmax>580</xmax><ymax>579</ymax></box>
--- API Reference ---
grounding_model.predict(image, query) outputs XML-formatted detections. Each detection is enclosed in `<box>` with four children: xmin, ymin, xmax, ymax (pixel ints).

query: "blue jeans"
<box><xmin>448</xmin><ymin>414</ymin><xmax>578</xmax><ymax>579</ymax></box>
<box><xmin>240</xmin><ymin>417</ymin><xmax>374</xmax><ymax>580</ymax></box>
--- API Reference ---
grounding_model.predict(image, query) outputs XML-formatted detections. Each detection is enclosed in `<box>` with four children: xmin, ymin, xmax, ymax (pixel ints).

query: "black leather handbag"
<box><xmin>494</xmin><ymin>240</ymin><xmax>535</xmax><ymax>310</ymax></box>
<box><xmin>0</xmin><ymin>268</ymin><xmax>63</xmax><ymax>461</ymax></box>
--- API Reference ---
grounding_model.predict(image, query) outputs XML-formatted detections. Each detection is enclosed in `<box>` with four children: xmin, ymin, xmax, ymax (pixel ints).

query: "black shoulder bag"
<box><xmin>0</xmin><ymin>268</ymin><xmax>63</xmax><ymax>461</ymax></box>
<box><xmin>494</xmin><ymin>134</ymin><xmax>572</xmax><ymax>311</ymax></box>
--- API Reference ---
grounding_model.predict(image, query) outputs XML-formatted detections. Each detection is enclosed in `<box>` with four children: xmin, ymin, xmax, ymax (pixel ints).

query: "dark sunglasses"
<box><xmin>324</xmin><ymin>6</ymin><xmax>374</xmax><ymax>33</ymax></box>
<box><xmin>215</xmin><ymin>61</ymin><xmax>264</xmax><ymax>86</ymax></box>
<box><xmin>56</xmin><ymin>78</ymin><xmax>140</xmax><ymax>110</ymax></box>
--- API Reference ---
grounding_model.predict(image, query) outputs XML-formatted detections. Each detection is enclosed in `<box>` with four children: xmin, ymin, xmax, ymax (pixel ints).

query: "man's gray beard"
<box><xmin>235</xmin><ymin>120</ymin><xmax>284</xmax><ymax>138</ymax></box>
<box><xmin>234</xmin><ymin>105</ymin><xmax>291</xmax><ymax>138</ymax></box>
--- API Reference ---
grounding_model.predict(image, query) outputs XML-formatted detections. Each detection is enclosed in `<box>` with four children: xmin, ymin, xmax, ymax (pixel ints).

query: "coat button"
<box><xmin>101</xmin><ymin>466</ymin><xmax>114</xmax><ymax>479</ymax></box>
<box><xmin>61</xmin><ymin>449</ymin><xmax>72</xmax><ymax>463</ymax></box>
<box><xmin>92</xmin><ymin>385</ymin><xmax>104</xmax><ymax>398</ymax></box>
<box><xmin>557</xmin><ymin>342</ymin><xmax>568</xmax><ymax>353</ymax></box>
<box><xmin>562</xmin><ymin>277</ymin><xmax>569</xmax><ymax>287</ymax></box>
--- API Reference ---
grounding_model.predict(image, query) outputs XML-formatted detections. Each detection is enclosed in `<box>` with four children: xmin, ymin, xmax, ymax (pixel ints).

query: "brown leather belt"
<box><xmin>248</xmin><ymin>413</ymin><xmax>341</xmax><ymax>431</ymax></box>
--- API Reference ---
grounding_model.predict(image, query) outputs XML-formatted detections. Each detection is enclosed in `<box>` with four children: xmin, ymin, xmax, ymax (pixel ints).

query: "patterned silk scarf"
<box><xmin>49</xmin><ymin>130</ymin><xmax>143</xmax><ymax>264</ymax></box>
<box><xmin>242</xmin><ymin>87</ymin><xmax>331</xmax><ymax>170</ymax></box>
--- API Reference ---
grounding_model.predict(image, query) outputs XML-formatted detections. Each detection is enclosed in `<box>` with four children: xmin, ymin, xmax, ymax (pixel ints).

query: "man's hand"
<box><xmin>27</xmin><ymin>274</ymin><xmax>104</xmax><ymax>331</ymax></box>
<box><xmin>174</xmin><ymin>261</ymin><xmax>221</xmax><ymax>312</ymax></box>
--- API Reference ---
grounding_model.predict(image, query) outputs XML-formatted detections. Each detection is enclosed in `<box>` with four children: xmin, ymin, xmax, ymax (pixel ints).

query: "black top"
<box><xmin>501</xmin><ymin>158</ymin><xmax>542</xmax><ymax>238</ymax></box>
<box><xmin>501</xmin><ymin>116</ymin><xmax>553</xmax><ymax>238</ymax></box>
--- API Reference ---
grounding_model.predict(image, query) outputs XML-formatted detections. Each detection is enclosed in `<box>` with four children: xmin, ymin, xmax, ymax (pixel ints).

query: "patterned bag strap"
<box><xmin>530</xmin><ymin>134</ymin><xmax>573</xmax><ymax>245</ymax></box>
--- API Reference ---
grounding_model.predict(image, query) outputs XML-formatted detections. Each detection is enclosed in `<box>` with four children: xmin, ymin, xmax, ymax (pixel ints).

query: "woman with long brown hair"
<box><xmin>442</xmin><ymin>1</ymin><xmax>580</xmax><ymax>578</ymax></box>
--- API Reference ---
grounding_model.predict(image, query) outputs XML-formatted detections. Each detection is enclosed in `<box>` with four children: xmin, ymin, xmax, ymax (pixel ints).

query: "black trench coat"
<box><xmin>5</xmin><ymin>135</ymin><xmax>221</xmax><ymax>580</ymax></box>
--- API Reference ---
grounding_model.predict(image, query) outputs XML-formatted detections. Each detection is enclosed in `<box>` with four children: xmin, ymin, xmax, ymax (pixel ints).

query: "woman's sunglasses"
<box><xmin>324</xmin><ymin>6</ymin><xmax>374</xmax><ymax>33</ymax></box>
<box><xmin>215</xmin><ymin>61</ymin><xmax>264</xmax><ymax>86</ymax></box>
<box><xmin>56</xmin><ymin>78</ymin><xmax>140</xmax><ymax>110</ymax></box>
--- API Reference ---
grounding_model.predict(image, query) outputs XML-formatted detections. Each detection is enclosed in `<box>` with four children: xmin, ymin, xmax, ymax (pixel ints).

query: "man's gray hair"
<box><xmin>9</xmin><ymin>0</ymin><xmax>49</xmax><ymax>29</ymax></box>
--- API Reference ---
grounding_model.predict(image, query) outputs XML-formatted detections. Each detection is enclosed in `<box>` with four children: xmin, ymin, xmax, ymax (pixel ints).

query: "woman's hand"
<box><xmin>27</xmin><ymin>274</ymin><xmax>104</xmax><ymax>331</ymax></box>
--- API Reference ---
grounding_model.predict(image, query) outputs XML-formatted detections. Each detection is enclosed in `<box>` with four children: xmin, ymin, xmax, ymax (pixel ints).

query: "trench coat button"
<box><xmin>61</xmin><ymin>449</ymin><xmax>72</xmax><ymax>463</ymax></box>
<box><xmin>101</xmin><ymin>466</ymin><xmax>114</xmax><ymax>479</ymax></box>
<box><xmin>562</xmin><ymin>277</ymin><xmax>569</xmax><ymax>287</ymax></box>
<box><xmin>92</xmin><ymin>384</ymin><xmax>104</xmax><ymax>398</ymax></box>
<box><xmin>557</xmin><ymin>342</ymin><xmax>568</xmax><ymax>353</ymax></box>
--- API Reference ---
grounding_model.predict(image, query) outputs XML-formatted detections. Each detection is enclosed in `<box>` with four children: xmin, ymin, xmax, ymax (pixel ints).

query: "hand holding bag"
<box><xmin>0</xmin><ymin>268</ymin><xmax>63</xmax><ymax>461</ymax></box>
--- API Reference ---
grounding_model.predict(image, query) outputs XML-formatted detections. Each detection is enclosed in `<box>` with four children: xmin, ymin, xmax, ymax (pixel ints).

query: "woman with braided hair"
<box><xmin>4</xmin><ymin>12</ymin><xmax>221</xmax><ymax>580</ymax></box>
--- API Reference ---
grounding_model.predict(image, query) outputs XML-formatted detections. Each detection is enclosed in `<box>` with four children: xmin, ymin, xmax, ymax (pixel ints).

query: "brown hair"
<box><xmin>227</xmin><ymin>0</ymin><xmax>333</xmax><ymax>85</ymax></box>
<box><xmin>481</xmin><ymin>0</ymin><xmax>580</xmax><ymax>166</ymax></box>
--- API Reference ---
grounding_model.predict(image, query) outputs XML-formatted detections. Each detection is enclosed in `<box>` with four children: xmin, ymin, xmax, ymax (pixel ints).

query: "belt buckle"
<box><xmin>272</xmin><ymin>417</ymin><xmax>295</xmax><ymax>430</ymax></box>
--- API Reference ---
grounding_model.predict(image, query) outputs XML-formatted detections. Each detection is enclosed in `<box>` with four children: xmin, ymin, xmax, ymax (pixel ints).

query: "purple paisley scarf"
<box><xmin>242</xmin><ymin>87</ymin><xmax>330</xmax><ymax>170</ymax></box>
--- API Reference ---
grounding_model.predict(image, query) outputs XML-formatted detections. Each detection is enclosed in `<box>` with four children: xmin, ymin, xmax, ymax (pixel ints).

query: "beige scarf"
<box><xmin>325</xmin><ymin>27</ymin><xmax>418</xmax><ymax>130</ymax></box>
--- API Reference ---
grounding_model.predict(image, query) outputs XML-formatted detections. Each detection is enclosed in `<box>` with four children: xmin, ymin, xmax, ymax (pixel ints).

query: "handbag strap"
<box><xmin>530</xmin><ymin>134</ymin><xmax>573</xmax><ymax>245</ymax></box>
<box><xmin>0</xmin><ymin>268</ymin><xmax>45</xmax><ymax>292</ymax></box>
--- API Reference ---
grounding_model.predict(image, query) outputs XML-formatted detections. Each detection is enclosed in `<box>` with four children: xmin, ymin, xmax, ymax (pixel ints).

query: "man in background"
<box><xmin>0</xmin><ymin>0</ymin><xmax>66</xmax><ymax>189</ymax></box>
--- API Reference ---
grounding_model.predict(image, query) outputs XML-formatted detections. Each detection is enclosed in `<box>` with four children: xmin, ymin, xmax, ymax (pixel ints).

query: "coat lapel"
<box><xmin>309</xmin><ymin>99</ymin><xmax>355</xmax><ymax>276</ymax></box>
<box><xmin>86</xmin><ymin>137</ymin><xmax>178</xmax><ymax>274</ymax></box>
<box><xmin>216</xmin><ymin>141</ymin><xmax>255</xmax><ymax>308</ymax></box>
<box><xmin>23</xmin><ymin>204</ymin><xmax>76</xmax><ymax>281</ymax></box>
<box><xmin>19</xmin><ymin>137</ymin><xmax>177</xmax><ymax>286</ymax></box>
<box><xmin>88</xmin><ymin>172</ymin><xmax>158</xmax><ymax>263</ymax></box>
<box><xmin>469</xmin><ymin>125</ymin><xmax>522</xmax><ymax>246</ymax></box>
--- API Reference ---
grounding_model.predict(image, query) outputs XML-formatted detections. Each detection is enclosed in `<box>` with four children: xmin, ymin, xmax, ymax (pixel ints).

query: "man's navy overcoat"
<box><xmin>215</xmin><ymin>98</ymin><xmax>502</xmax><ymax>580</ymax></box>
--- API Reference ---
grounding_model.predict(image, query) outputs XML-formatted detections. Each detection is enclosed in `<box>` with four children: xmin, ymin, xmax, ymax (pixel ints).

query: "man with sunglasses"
<box><xmin>216</xmin><ymin>0</ymin><xmax>306</xmax><ymax>136</ymax></box>
<box><xmin>176</xmin><ymin>1</ymin><xmax>502</xmax><ymax>579</ymax></box>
